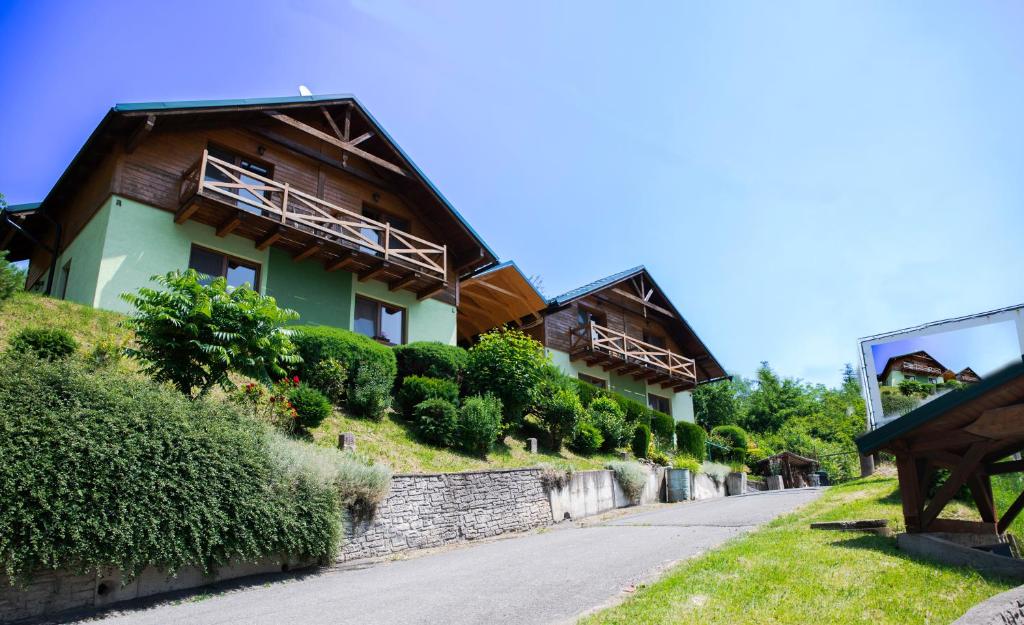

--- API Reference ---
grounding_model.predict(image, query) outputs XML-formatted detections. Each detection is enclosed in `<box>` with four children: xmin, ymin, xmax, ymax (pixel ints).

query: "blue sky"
<box><xmin>2</xmin><ymin>1</ymin><xmax>1023</xmax><ymax>386</ymax></box>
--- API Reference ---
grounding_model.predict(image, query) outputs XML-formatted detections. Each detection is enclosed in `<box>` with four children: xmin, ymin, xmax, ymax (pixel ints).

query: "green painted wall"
<box><xmin>547</xmin><ymin>347</ymin><xmax>693</xmax><ymax>420</ymax></box>
<box><xmin>95</xmin><ymin>196</ymin><xmax>268</xmax><ymax>312</ymax></box>
<box><xmin>354</xmin><ymin>279</ymin><xmax>457</xmax><ymax>345</ymax></box>
<box><xmin>51</xmin><ymin>198</ymin><xmax>111</xmax><ymax>306</ymax></box>
<box><xmin>265</xmin><ymin>248</ymin><xmax>353</xmax><ymax>328</ymax></box>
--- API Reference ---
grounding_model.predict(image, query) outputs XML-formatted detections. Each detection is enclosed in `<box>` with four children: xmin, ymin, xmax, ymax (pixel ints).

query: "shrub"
<box><xmin>8</xmin><ymin>327</ymin><xmax>78</xmax><ymax>360</ymax></box>
<box><xmin>396</xmin><ymin>376</ymin><xmax>460</xmax><ymax>420</ymax></box>
<box><xmin>675</xmin><ymin>421</ymin><xmax>707</xmax><ymax>460</ymax></box>
<box><xmin>0</xmin><ymin>354</ymin><xmax>342</xmax><ymax>583</ymax></box>
<box><xmin>674</xmin><ymin>456</ymin><xmax>701</xmax><ymax>473</ymax></box>
<box><xmin>569</xmin><ymin>420</ymin><xmax>604</xmax><ymax>456</ymax></box>
<box><xmin>534</xmin><ymin>387</ymin><xmax>585</xmax><ymax>451</ymax></box>
<box><xmin>305</xmin><ymin>358</ymin><xmax>347</xmax><ymax>405</ymax></box>
<box><xmin>631</xmin><ymin>424</ymin><xmax>652</xmax><ymax>459</ymax></box>
<box><xmin>231</xmin><ymin>380</ymin><xmax>300</xmax><ymax>433</ymax></box>
<box><xmin>881</xmin><ymin>392</ymin><xmax>919</xmax><ymax>417</ymax></box>
<box><xmin>612</xmin><ymin>394</ymin><xmax>652</xmax><ymax>428</ymax></box>
<box><xmin>294</xmin><ymin>323</ymin><xmax>397</xmax><ymax>387</ymax></box>
<box><xmin>898</xmin><ymin>379</ymin><xmax>935</xmax><ymax>397</ymax></box>
<box><xmin>538</xmin><ymin>463</ymin><xmax>574</xmax><ymax>492</ymax></box>
<box><xmin>571</xmin><ymin>377</ymin><xmax>604</xmax><ymax>408</ymax></box>
<box><xmin>348</xmin><ymin>359</ymin><xmax>394</xmax><ymax>420</ymax></box>
<box><xmin>413</xmin><ymin>398</ymin><xmax>459</xmax><ymax>447</ymax></box>
<box><xmin>647</xmin><ymin>447</ymin><xmax>670</xmax><ymax>466</ymax></box>
<box><xmin>393</xmin><ymin>342</ymin><xmax>467</xmax><ymax>383</ymax></box>
<box><xmin>121</xmin><ymin>270</ymin><xmax>300</xmax><ymax>398</ymax></box>
<box><xmin>87</xmin><ymin>338</ymin><xmax>124</xmax><ymax>369</ymax></box>
<box><xmin>0</xmin><ymin>250</ymin><xmax>24</xmax><ymax>302</ymax></box>
<box><xmin>464</xmin><ymin>328</ymin><xmax>547</xmax><ymax>422</ymax></box>
<box><xmin>607</xmin><ymin>461</ymin><xmax>648</xmax><ymax>504</ymax></box>
<box><xmin>288</xmin><ymin>384</ymin><xmax>333</xmax><ymax>431</ymax></box>
<box><xmin>711</xmin><ymin>424</ymin><xmax>750</xmax><ymax>464</ymax></box>
<box><xmin>701</xmin><ymin>461</ymin><xmax>732</xmax><ymax>484</ymax></box>
<box><xmin>589</xmin><ymin>396</ymin><xmax>628</xmax><ymax>451</ymax></box>
<box><xmin>457</xmin><ymin>394</ymin><xmax>503</xmax><ymax>456</ymax></box>
<box><xmin>650</xmin><ymin>410</ymin><xmax>675</xmax><ymax>449</ymax></box>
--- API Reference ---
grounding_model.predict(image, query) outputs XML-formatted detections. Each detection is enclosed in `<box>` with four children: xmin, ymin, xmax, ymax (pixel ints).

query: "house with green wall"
<box><xmin>1</xmin><ymin>94</ymin><xmax>498</xmax><ymax>346</ymax></box>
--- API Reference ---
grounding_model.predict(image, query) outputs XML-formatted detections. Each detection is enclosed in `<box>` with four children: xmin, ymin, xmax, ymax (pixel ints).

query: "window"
<box><xmin>354</xmin><ymin>295</ymin><xmax>406</xmax><ymax>345</ymax></box>
<box><xmin>188</xmin><ymin>245</ymin><xmax>260</xmax><ymax>290</ymax></box>
<box><xmin>361</xmin><ymin>205</ymin><xmax>411</xmax><ymax>256</ymax></box>
<box><xmin>576</xmin><ymin>306</ymin><xmax>604</xmax><ymax>329</ymax></box>
<box><xmin>648</xmin><ymin>393</ymin><xmax>671</xmax><ymax>415</ymax></box>
<box><xmin>578</xmin><ymin>373</ymin><xmax>607</xmax><ymax>389</ymax></box>
<box><xmin>643</xmin><ymin>331</ymin><xmax>667</xmax><ymax>349</ymax></box>
<box><xmin>205</xmin><ymin>145</ymin><xmax>274</xmax><ymax>214</ymax></box>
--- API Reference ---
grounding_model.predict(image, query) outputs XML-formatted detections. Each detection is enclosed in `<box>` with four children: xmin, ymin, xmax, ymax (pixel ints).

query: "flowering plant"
<box><xmin>232</xmin><ymin>377</ymin><xmax>301</xmax><ymax>433</ymax></box>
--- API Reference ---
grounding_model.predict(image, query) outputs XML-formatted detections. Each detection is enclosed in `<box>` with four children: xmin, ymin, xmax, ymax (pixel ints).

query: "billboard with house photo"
<box><xmin>859</xmin><ymin>304</ymin><xmax>1024</xmax><ymax>430</ymax></box>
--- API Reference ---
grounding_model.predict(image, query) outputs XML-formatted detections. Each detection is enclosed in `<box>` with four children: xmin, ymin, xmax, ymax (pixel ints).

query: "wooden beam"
<box><xmin>321</xmin><ymin>106</ymin><xmax>344</xmax><ymax>140</ymax></box>
<box><xmin>325</xmin><ymin>252</ymin><xmax>359</xmax><ymax>272</ymax></box>
<box><xmin>894</xmin><ymin>448</ymin><xmax>924</xmax><ymax>532</ymax></box>
<box><xmin>968</xmin><ymin>473</ymin><xmax>996</xmax><ymax>523</ymax></box>
<box><xmin>125</xmin><ymin>114</ymin><xmax>156</xmax><ymax>154</ymax></box>
<box><xmin>987</xmin><ymin>459</ymin><xmax>1024</xmax><ymax>475</ymax></box>
<box><xmin>247</xmin><ymin>127</ymin><xmax>390</xmax><ymax>188</ymax></box>
<box><xmin>389</xmin><ymin>272</ymin><xmax>421</xmax><ymax>292</ymax></box>
<box><xmin>174</xmin><ymin>202</ymin><xmax>200</xmax><ymax>224</ymax></box>
<box><xmin>215</xmin><ymin>212</ymin><xmax>243</xmax><ymax>237</ymax></box>
<box><xmin>1000</xmin><ymin>488</ymin><xmax>1024</xmax><ymax>534</ymax></box>
<box><xmin>292</xmin><ymin>242</ymin><xmax>322</xmax><ymax>262</ymax></box>
<box><xmin>255</xmin><ymin>226</ymin><xmax>283</xmax><ymax>251</ymax></box>
<box><xmin>349</xmin><ymin>131</ymin><xmax>373</xmax><ymax>146</ymax></box>
<box><xmin>930</xmin><ymin>518</ymin><xmax>999</xmax><ymax>535</ymax></box>
<box><xmin>611</xmin><ymin>288</ymin><xmax>675</xmax><ymax>317</ymax></box>
<box><xmin>417</xmin><ymin>282</ymin><xmax>447</xmax><ymax>301</ymax></box>
<box><xmin>908</xmin><ymin>429</ymin><xmax>989</xmax><ymax>454</ymax></box>
<box><xmin>358</xmin><ymin>261</ymin><xmax>391</xmax><ymax>283</ymax></box>
<box><xmin>920</xmin><ymin>442</ymin><xmax>989</xmax><ymax>529</ymax></box>
<box><xmin>966</xmin><ymin>403</ymin><xmax>1024</xmax><ymax>439</ymax></box>
<box><xmin>464</xmin><ymin>278</ymin><xmax>518</xmax><ymax>298</ymax></box>
<box><xmin>264</xmin><ymin>111</ymin><xmax>408</xmax><ymax>177</ymax></box>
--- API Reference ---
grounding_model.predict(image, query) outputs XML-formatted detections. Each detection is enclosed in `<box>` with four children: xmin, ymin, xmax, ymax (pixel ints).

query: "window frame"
<box><xmin>354</xmin><ymin>294</ymin><xmax>407</xmax><ymax>346</ymax></box>
<box><xmin>187</xmin><ymin>244</ymin><xmax>262</xmax><ymax>292</ymax></box>
<box><xmin>647</xmin><ymin>392</ymin><xmax>672</xmax><ymax>416</ymax></box>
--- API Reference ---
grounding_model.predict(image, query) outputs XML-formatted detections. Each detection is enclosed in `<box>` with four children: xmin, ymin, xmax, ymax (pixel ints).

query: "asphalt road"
<box><xmin>71</xmin><ymin>489</ymin><xmax>821</xmax><ymax>625</ymax></box>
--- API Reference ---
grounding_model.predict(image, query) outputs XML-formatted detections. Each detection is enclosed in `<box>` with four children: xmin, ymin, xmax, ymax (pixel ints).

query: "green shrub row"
<box><xmin>394</xmin><ymin>341</ymin><xmax>467</xmax><ymax>383</ymax></box>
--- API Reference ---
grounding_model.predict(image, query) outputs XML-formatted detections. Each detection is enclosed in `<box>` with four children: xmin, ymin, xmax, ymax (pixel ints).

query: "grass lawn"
<box><xmin>0</xmin><ymin>291</ymin><xmax>131</xmax><ymax>352</ymax></box>
<box><xmin>580</xmin><ymin>473</ymin><xmax>1017</xmax><ymax>625</ymax></box>
<box><xmin>311</xmin><ymin>409</ymin><xmax>621</xmax><ymax>474</ymax></box>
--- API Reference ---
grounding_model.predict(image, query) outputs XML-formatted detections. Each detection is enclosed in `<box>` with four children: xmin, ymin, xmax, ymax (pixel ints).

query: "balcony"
<box><xmin>177</xmin><ymin>150</ymin><xmax>448</xmax><ymax>297</ymax></box>
<box><xmin>900</xmin><ymin>361</ymin><xmax>943</xmax><ymax>377</ymax></box>
<box><xmin>569</xmin><ymin>322</ymin><xmax>697</xmax><ymax>391</ymax></box>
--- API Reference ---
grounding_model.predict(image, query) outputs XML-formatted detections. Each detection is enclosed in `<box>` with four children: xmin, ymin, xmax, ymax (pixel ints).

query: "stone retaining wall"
<box><xmin>340</xmin><ymin>468</ymin><xmax>552</xmax><ymax>562</ymax></box>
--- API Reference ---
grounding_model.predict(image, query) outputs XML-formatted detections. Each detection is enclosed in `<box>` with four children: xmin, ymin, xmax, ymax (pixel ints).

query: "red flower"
<box><xmin>292</xmin><ymin>376</ymin><xmax>300</xmax><ymax>384</ymax></box>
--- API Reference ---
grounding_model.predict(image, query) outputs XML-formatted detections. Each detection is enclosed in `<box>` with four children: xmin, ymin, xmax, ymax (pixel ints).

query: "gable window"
<box><xmin>354</xmin><ymin>295</ymin><xmax>406</xmax><ymax>345</ymax></box>
<box><xmin>648</xmin><ymin>393</ymin><xmax>671</xmax><ymax>416</ymax></box>
<box><xmin>188</xmin><ymin>245</ymin><xmax>260</xmax><ymax>291</ymax></box>
<box><xmin>205</xmin><ymin>145</ymin><xmax>274</xmax><ymax>215</ymax></box>
<box><xmin>578</xmin><ymin>373</ymin><xmax>607</xmax><ymax>389</ymax></box>
<box><xmin>361</xmin><ymin>205</ymin><xmax>411</xmax><ymax>256</ymax></box>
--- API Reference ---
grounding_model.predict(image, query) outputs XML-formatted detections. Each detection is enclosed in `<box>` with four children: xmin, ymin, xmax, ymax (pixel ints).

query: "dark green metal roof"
<box><xmin>549</xmin><ymin>266</ymin><xmax>645</xmax><ymax>306</ymax></box>
<box><xmin>113</xmin><ymin>93</ymin><xmax>356</xmax><ymax>112</ymax></box>
<box><xmin>3</xmin><ymin>202</ymin><xmax>42</xmax><ymax>214</ymax></box>
<box><xmin>857</xmin><ymin>358</ymin><xmax>1024</xmax><ymax>454</ymax></box>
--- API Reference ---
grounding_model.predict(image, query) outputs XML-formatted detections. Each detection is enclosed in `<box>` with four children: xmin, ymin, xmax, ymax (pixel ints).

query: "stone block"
<box><xmin>337</xmin><ymin>432</ymin><xmax>356</xmax><ymax>452</ymax></box>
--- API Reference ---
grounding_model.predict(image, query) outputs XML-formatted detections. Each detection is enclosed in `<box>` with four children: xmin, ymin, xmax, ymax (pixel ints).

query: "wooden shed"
<box><xmin>857</xmin><ymin>360</ymin><xmax>1024</xmax><ymax>535</ymax></box>
<box><xmin>753</xmin><ymin>452</ymin><xmax>820</xmax><ymax>488</ymax></box>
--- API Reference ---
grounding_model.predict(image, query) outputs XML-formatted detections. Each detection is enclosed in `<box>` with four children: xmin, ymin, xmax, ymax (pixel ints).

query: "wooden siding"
<box><xmin>544</xmin><ymin>293</ymin><xmax>685</xmax><ymax>357</ymax></box>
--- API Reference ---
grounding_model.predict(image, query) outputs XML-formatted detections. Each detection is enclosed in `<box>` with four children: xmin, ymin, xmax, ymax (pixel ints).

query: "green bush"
<box><xmin>589</xmin><ymin>396</ymin><xmax>628</xmax><ymax>451</ymax></box>
<box><xmin>612</xmin><ymin>394</ymin><xmax>652</xmax><ymax>428</ymax></box>
<box><xmin>294</xmin><ymin>323</ymin><xmax>397</xmax><ymax>387</ymax></box>
<box><xmin>675</xmin><ymin>421</ymin><xmax>707</xmax><ymax>460</ymax></box>
<box><xmin>121</xmin><ymin>270</ymin><xmax>300</xmax><ymax>398</ymax></box>
<box><xmin>393</xmin><ymin>342</ymin><xmax>467</xmax><ymax>383</ymax></box>
<box><xmin>631</xmin><ymin>424</ymin><xmax>652</xmax><ymax>459</ymax></box>
<box><xmin>8</xmin><ymin>327</ymin><xmax>78</xmax><ymax>361</ymax></box>
<box><xmin>607</xmin><ymin>461</ymin><xmax>648</xmax><ymax>504</ymax></box>
<box><xmin>413</xmin><ymin>398</ymin><xmax>459</xmax><ymax>447</ymax></box>
<box><xmin>457</xmin><ymin>394</ymin><xmax>503</xmax><ymax>456</ymax></box>
<box><xmin>571</xmin><ymin>377</ymin><xmax>604</xmax><ymax>408</ymax></box>
<box><xmin>0</xmin><ymin>250</ymin><xmax>24</xmax><ymax>302</ymax></box>
<box><xmin>569</xmin><ymin>420</ymin><xmax>604</xmax><ymax>456</ymax></box>
<box><xmin>881</xmin><ymin>392</ymin><xmax>919</xmax><ymax>417</ymax></box>
<box><xmin>648</xmin><ymin>448</ymin><xmax>670</xmax><ymax>466</ymax></box>
<box><xmin>288</xmin><ymin>385</ymin><xmax>333</xmax><ymax>431</ymax></box>
<box><xmin>348</xmin><ymin>359</ymin><xmax>393</xmax><ymax>420</ymax></box>
<box><xmin>87</xmin><ymin>338</ymin><xmax>124</xmax><ymax>369</ymax></box>
<box><xmin>534</xmin><ymin>387</ymin><xmax>585</xmax><ymax>451</ymax></box>
<box><xmin>650</xmin><ymin>410</ymin><xmax>675</xmax><ymax>449</ymax></box>
<box><xmin>0</xmin><ymin>354</ymin><xmax>343</xmax><ymax>583</ymax></box>
<box><xmin>673</xmin><ymin>456</ymin><xmax>701</xmax><ymax>473</ymax></box>
<box><xmin>396</xmin><ymin>376</ymin><xmax>460</xmax><ymax>420</ymax></box>
<box><xmin>464</xmin><ymin>328</ymin><xmax>547</xmax><ymax>422</ymax></box>
<box><xmin>898</xmin><ymin>379</ymin><xmax>935</xmax><ymax>397</ymax></box>
<box><xmin>711</xmin><ymin>424</ymin><xmax>749</xmax><ymax>464</ymax></box>
<box><xmin>305</xmin><ymin>358</ymin><xmax>347</xmax><ymax>405</ymax></box>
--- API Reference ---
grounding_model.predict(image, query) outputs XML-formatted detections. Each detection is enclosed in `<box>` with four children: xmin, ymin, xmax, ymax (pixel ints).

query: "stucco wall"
<box><xmin>547</xmin><ymin>348</ymin><xmax>693</xmax><ymax>421</ymax></box>
<box><xmin>51</xmin><ymin>198</ymin><xmax>111</xmax><ymax>306</ymax></box>
<box><xmin>265</xmin><ymin>248</ymin><xmax>353</xmax><ymax>327</ymax></box>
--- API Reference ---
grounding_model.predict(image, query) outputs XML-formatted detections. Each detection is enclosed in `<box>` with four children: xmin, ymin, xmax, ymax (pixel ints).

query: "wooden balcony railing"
<box><xmin>180</xmin><ymin>150</ymin><xmax>447</xmax><ymax>281</ymax></box>
<box><xmin>569</xmin><ymin>321</ymin><xmax>697</xmax><ymax>387</ymax></box>
<box><xmin>900</xmin><ymin>361</ymin><xmax>943</xmax><ymax>377</ymax></box>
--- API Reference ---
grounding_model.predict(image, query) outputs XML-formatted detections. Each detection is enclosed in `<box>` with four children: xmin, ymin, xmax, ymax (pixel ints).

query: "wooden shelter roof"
<box><xmin>754</xmin><ymin>451</ymin><xmax>819</xmax><ymax>468</ymax></box>
<box><xmin>457</xmin><ymin>261</ymin><xmax>546</xmax><ymax>343</ymax></box>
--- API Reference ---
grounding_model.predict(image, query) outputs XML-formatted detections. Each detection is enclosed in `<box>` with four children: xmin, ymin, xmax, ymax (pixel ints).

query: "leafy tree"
<box><xmin>0</xmin><ymin>250</ymin><xmax>24</xmax><ymax>302</ymax></box>
<box><xmin>692</xmin><ymin>377</ymin><xmax>743</xmax><ymax>430</ymax></box>
<box><xmin>534</xmin><ymin>387</ymin><xmax>585</xmax><ymax>451</ymax></box>
<box><xmin>121</xmin><ymin>270</ymin><xmax>300</xmax><ymax>398</ymax></box>
<box><xmin>742</xmin><ymin>362</ymin><xmax>807</xmax><ymax>433</ymax></box>
<box><xmin>464</xmin><ymin>327</ymin><xmax>547</xmax><ymax>422</ymax></box>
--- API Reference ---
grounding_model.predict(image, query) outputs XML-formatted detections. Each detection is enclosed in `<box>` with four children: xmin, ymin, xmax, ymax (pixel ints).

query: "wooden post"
<box><xmin>197</xmin><ymin>149</ymin><xmax>208</xmax><ymax>194</ymax></box>
<box><xmin>384</xmin><ymin>222</ymin><xmax>390</xmax><ymax>260</ymax></box>
<box><xmin>281</xmin><ymin>183</ymin><xmax>290</xmax><ymax>223</ymax></box>
<box><xmin>895</xmin><ymin>451</ymin><xmax>924</xmax><ymax>532</ymax></box>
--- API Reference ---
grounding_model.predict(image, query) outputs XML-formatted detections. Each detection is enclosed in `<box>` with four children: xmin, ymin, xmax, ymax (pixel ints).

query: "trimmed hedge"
<box><xmin>675</xmin><ymin>420</ymin><xmax>707</xmax><ymax>460</ymax></box>
<box><xmin>8</xmin><ymin>327</ymin><xmax>78</xmax><ymax>361</ymax></box>
<box><xmin>393</xmin><ymin>342</ymin><xmax>467</xmax><ymax>383</ymax></box>
<box><xmin>631</xmin><ymin>424</ymin><xmax>652</xmax><ymax>459</ymax></box>
<box><xmin>413</xmin><ymin>398</ymin><xmax>459</xmax><ymax>447</ymax></box>
<box><xmin>0</xmin><ymin>354</ymin><xmax>343</xmax><ymax>583</ymax></box>
<box><xmin>288</xmin><ymin>385</ymin><xmax>333</xmax><ymax>431</ymax></box>
<box><xmin>711</xmin><ymin>424</ymin><xmax>749</xmax><ymax>463</ymax></box>
<box><xmin>612</xmin><ymin>394</ymin><xmax>652</xmax><ymax>428</ymax></box>
<box><xmin>569</xmin><ymin>420</ymin><xmax>604</xmax><ymax>456</ymax></box>
<box><xmin>650</xmin><ymin>410</ymin><xmax>675</xmax><ymax>449</ymax></box>
<box><xmin>457</xmin><ymin>394</ymin><xmax>503</xmax><ymax>456</ymax></box>
<box><xmin>396</xmin><ymin>376</ymin><xmax>460</xmax><ymax>420</ymax></box>
<box><xmin>589</xmin><ymin>396</ymin><xmax>628</xmax><ymax>451</ymax></box>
